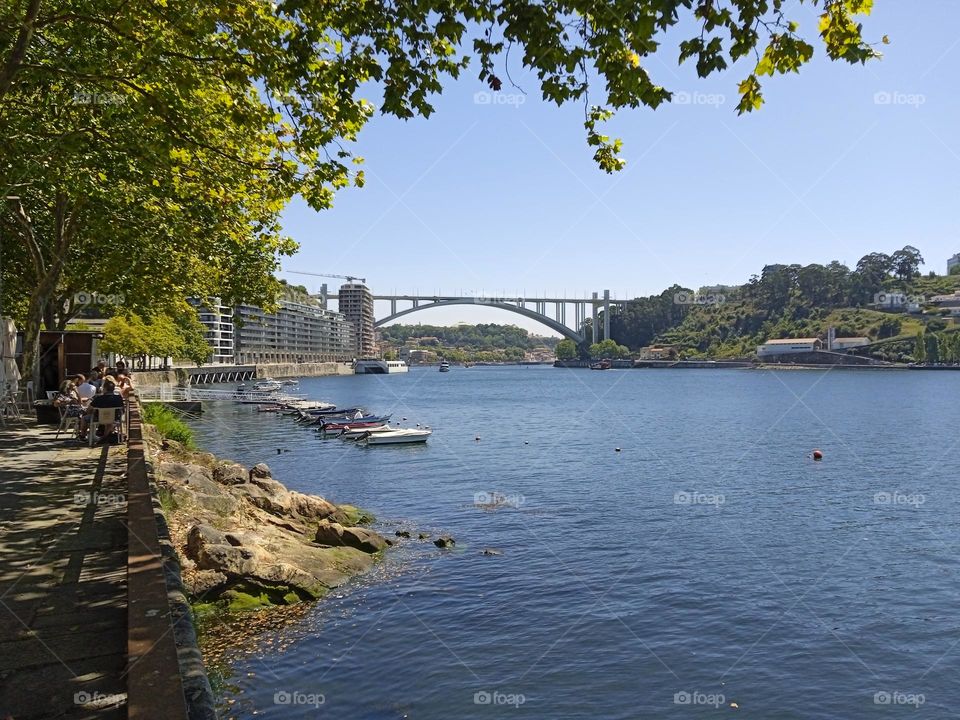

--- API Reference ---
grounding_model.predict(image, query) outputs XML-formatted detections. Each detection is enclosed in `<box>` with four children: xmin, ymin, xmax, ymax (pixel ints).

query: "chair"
<box><xmin>20</xmin><ymin>381</ymin><xmax>34</xmax><ymax>411</ymax></box>
<box><xmin>88</xmin><ymin>407</ymin><xmax>124</xmax><ymax>447</ymax></box>
<box><xmin>55</xmin><ymin>403</ymin><xmax>81</xmax><ymax>440</ymax></box>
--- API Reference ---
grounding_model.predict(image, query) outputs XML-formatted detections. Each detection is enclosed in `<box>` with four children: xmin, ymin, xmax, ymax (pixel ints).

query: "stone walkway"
<box><xmin>0</xmin><ymin>423</ymin><xmax>129</xmax><ymax>719</ymax></box>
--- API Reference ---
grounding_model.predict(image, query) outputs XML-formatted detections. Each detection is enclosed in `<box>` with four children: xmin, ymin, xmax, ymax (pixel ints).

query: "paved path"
<box><xmin>0</xmin><ymin>423</ymin><xmax>129</xmax><ymax>719</ymax></box>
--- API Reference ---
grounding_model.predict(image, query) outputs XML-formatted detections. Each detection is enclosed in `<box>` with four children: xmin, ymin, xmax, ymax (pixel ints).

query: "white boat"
<box><xmin>253</xmin><ymin>378</ymin><xmax>282</xmax><ymax>392</ymax></box>
<box><xmin>439</xmin><ymin>361</ymin><xmax>450</xmax><ymax>372</ymax></box>
<box><xmin>338</xmin><ymin>424</ymin><xmax>394</xmax><ymax>439</ymax></box>
<box><xmin>354</xmin><ymin>359</ymin><xmax>409</xmax><ymax>374</ymax></box>
<box><xmin>362</xmin><ymin>428</ymin><xmax>431</xmax><ymax>445</ymax></box>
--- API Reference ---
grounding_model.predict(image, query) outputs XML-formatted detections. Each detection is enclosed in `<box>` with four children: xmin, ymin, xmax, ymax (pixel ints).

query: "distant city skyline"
<box><xmin>278</xmin><ymin>1</ymin><xmax>959</xmax><ymax>336</ymax></box>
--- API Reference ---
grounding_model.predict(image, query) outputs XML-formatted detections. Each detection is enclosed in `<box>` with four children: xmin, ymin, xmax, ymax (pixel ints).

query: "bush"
<box><xmin>142</xmin><ymin>402</ymin><xmax>195</xmax><ymax>447</ymax></box>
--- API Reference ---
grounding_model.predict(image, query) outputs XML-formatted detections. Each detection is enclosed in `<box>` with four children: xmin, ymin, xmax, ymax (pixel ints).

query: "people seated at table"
<box><xmin>87</xmin><ymin>368</ymin><xmax>103</xmax><ymax>391</ymax></box>
<box><xmin>80</xmin><ymin>379</ymin><xmax>124</xmax><ymax>443</ymax></box>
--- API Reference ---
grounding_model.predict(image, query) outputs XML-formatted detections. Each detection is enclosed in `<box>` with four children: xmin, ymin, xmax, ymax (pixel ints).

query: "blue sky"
<box><xmin>278</xmin><ymin>2</ymin><xmax>960</xmax><ymax>336</ymax></box>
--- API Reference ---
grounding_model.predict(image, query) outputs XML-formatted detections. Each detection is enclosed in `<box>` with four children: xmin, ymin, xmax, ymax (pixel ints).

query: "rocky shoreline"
<box><xmin>148</xmin><ymin>431</ymin><xmax>396</xmax><ymax>613</ymax></box>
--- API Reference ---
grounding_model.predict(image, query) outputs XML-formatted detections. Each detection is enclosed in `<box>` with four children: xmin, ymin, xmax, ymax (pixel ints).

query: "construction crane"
<box><xmin>284</xmin><ymin>270</ymin><xmax>366</xmax><ymax>284</ymax></box>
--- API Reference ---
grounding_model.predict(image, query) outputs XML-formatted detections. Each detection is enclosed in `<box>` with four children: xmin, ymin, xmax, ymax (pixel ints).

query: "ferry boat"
<box><xmin>439</xmin><ymin>361</ymin><xmax>450</xmax><ymax>372</ymax></box>
<box><xmin>354</xmin><ymin>359</ymin><xmax>409</xmax><ymax>374</ymax></box>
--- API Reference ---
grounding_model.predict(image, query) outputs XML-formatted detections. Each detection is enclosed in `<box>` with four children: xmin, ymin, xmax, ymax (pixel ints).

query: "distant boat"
<box><xmin>354</xmin><ymin>359</ymin><xmax>409</xmax><ymax>374</ymax></box>
<box><xmin>439</xmin><ymin>361</ymin><xmax>450</xmax><ymax>372</ymax></box>
<box><xmin>253</xmin><ymin>378</ymin><xmax>283</xmax><ymax>391</ymax></box>
<box><xmin>590</xmin><ymin>360</ymin><xmax>612</xmax><ymax>370</ymax></box>
<box><xmin>281</xmin><ymin>379</ymin><xmax>299</xmax><ymax>386</ymax></box>
<box><xmin>362</xmin><ymin>428</ymin><xmax>431</xmax><ymax>445</ymax></box>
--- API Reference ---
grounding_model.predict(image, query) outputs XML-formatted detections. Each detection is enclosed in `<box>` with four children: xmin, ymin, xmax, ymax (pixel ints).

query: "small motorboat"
<box><xmin>589</xmin><ymin>359</ymin><xmax>612</xmax><ymax>370</ymax></box>
<box><xmin>439</xmin><ymin>361</ymin><xmax>450</xmax><ymax>372</ymax></box>
<box><xmin>317</xmin><ymin>414</ymin><xmax>392</xmax><ymax>431</ymax></box>
<box><xmin>338</xmin><ymin>424</ymin><xmax>395</xmax><ymax>440</ymax></box>
<box><xmin>281</xmin><ymin>379</ymin><xmax>299</xmax><ymax>386</ymax></box>
<box><xmin>361</xmin><ymin>428</ymin><xmax>431</xmax><ymax>445</ymax></box>
<box><xmin>252</xmin><ymin>378</ymin><xmax>282</xmax><ymax>392</ymax></box>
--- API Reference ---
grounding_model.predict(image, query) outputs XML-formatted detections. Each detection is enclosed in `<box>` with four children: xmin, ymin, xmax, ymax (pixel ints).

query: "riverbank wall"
<box><xmin>135</xmin><ymin>361</ymin><xmax>353</xmax><ymax>386</ymax></box>
<box><xmin>253</xmin><ymin>361</ymin><xmax>354</xmax><ymax>379</ymax></box>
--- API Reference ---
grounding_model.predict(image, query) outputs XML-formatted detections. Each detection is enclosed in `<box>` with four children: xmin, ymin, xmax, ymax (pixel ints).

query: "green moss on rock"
<box><xmin>331</xmin><ymin>504</ymin><xmax>375</xmax><ymax>525</ymax></box>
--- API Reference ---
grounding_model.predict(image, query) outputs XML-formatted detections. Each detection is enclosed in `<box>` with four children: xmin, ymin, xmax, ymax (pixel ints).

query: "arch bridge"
<box><xmin>370</xmin><ymin>292</ymin><xmax>623</xmax><ymax>344</ymax></box>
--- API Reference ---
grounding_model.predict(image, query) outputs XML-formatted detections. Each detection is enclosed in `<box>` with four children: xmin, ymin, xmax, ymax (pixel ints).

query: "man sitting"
<box><xmin>77</xmin><ymin>375</ymin><xmax>97</xmax><ymax>402</ymax></box>
<box><xmin>81</xmin><ymin>379</ymin><xmax>125</xmax><ymax>443</ymax></box>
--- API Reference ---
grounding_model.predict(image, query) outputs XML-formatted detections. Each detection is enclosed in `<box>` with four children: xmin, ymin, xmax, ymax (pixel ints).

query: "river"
<box><xmin>186</xmin><ymin>365</ymin><xmax>960</xmax><ymax>719</ymax></box>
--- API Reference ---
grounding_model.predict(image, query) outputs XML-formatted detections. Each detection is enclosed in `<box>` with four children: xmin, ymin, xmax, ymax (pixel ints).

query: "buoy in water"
<box><xmin>812</xmin><ymin>449</ymin><xmax>823</xmax><ymax>461</ymax></box>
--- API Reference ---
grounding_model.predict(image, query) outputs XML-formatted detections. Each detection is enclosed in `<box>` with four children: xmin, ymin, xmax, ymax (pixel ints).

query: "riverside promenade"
<box><xmin>0</xmin><ymin>408</ymin><xmax>198</xmax><ymax>720</ymax></box>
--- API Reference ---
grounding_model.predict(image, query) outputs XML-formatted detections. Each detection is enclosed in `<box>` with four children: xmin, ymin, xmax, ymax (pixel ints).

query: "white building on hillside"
<box><xmin>830</xmin><ymin>337</ymin><xmax>870</xmax><ymax>351</ymax></box>
<box><xmin>757</xmin><ymin>338</ymin><xmax>823</xmax><ymax>357</ymax></box>
<box><xmin>948</xmin><ymin>253</ymin><xmax>960</xmax><ymax>274</ymax></box>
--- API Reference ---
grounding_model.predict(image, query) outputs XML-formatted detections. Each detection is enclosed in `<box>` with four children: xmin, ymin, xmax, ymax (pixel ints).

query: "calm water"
<box><xmin>187</xmin><ymin>366</ymin><xmax>960</xmax><ymax>719</ymax></box>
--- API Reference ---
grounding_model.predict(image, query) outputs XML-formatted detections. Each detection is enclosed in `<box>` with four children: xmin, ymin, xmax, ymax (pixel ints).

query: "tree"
<box><xmin>0</xmin><ymin>0</ymin><xmax>880</xmax><ymax>380</ymax></box>
<box><xmin>100</xmin><ymin>315</ymin><xmax>149</xmax><ymax>361</ymax></box>
<box><xmin>589</xmin><ymin>338</ymin><xmax>629</xmax><ymax>359</ymax></box>
<box><xmin>914</xmin><ymin>332</ymin><xmax>926</xmax><ymax>363</ymax></box>
<box><xmin>555</xmin><ymin>339</ymin><xmax>578</xmax><ymax>360</ymax></box>
<box><xmin>891</xmin><ymin>246</ymin><xmax>924</xmax><ymax>281</ymax></box>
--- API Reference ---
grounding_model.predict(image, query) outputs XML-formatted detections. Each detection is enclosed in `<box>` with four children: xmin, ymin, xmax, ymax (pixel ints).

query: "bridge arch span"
<box><xmin>374</xmin><ymin>299</ymin><xmax>584</xmax><ymax>344</ymax></box>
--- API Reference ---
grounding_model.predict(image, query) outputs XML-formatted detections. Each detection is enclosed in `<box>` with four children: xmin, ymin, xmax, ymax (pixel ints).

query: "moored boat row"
<box><xmin>257</xmin><ymin>392</ymin><xmax>432</xmax><ymax>445</ymax></box>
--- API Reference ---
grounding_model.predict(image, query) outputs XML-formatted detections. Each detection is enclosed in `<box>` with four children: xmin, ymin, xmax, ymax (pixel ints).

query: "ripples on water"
<box><xmin>186</xmin><ymin>366</ymin><xmax>960</xmax><ymax>719</ymax></box>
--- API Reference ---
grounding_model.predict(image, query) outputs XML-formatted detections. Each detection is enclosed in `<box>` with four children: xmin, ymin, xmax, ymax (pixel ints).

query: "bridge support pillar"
<box><xmin>591</xmin><ymin>293</ymin><xmax>598</xmax><ymax>344</ymax></box>
<box><xmin>603</xmin><ymin>290</ymin><xmax>610</xmax><ymax>341</ymax></box>
<box><xmin>391</xmin><ymin>299</ymin><xmax>397</xmax><ymax>315</ymax></box>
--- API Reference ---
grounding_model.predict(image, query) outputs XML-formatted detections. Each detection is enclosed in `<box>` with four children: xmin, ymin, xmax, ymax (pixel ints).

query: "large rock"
<box><xmin>288</xmin><ymin>492</ymin><xmax>337</xmax><ymax>521</ymax></box>
<box><xmin>314</xmin><ymin>520</ymin><xmax>388</xmax><ymax>553</ymax></box>
<box><xmin>238</xmin><ymin>479</ymin><xmax>292</xmax><ymax>517</ymax></box>
<box><xmin>186</xmin><ymin>524</ymin><xmax>227</xmax><ymax>558</ymax></box>
<box><xmin>185</xmin><ymin>524</ymin><xmax>259</xmax><ymax>575</ymax></box>
<box><xmin>249</xmin><ymin>463</ymin><xmax>272</xmax><ymax>480</ymax></box>
<box><xmin>213</xmin><ymin>463</ymin><xmax>248</xmax><ymax>486</ymax></box>
<box><xmin>187</xmin><ymin>570</ymin><xmax>229</xmax><ymax>597</ymax></box>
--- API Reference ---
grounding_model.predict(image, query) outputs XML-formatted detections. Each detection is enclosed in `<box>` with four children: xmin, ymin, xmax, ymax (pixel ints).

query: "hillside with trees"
<box><xmin>380</xmin><ymin>323</ymin><xmax>558</xmax><ymax>363</ymax></box>
<box><xmin>579</xmin><ymin>246</ymin><xmax>960</xmax><ymax>361</ymax></box>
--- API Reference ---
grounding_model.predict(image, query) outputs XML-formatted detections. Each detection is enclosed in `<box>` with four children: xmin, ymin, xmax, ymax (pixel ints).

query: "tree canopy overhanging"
<box><xmin>0</xmin><ymin>0</ymin><xmax>880</xmax><ymax>379</ymax></box>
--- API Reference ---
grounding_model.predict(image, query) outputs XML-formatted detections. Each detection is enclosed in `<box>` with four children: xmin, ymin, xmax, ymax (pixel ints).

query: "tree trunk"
<box><xmin>0</xmin><ymin>0</ymin><xmax>43</xmax><ymax>102</ymax></box>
